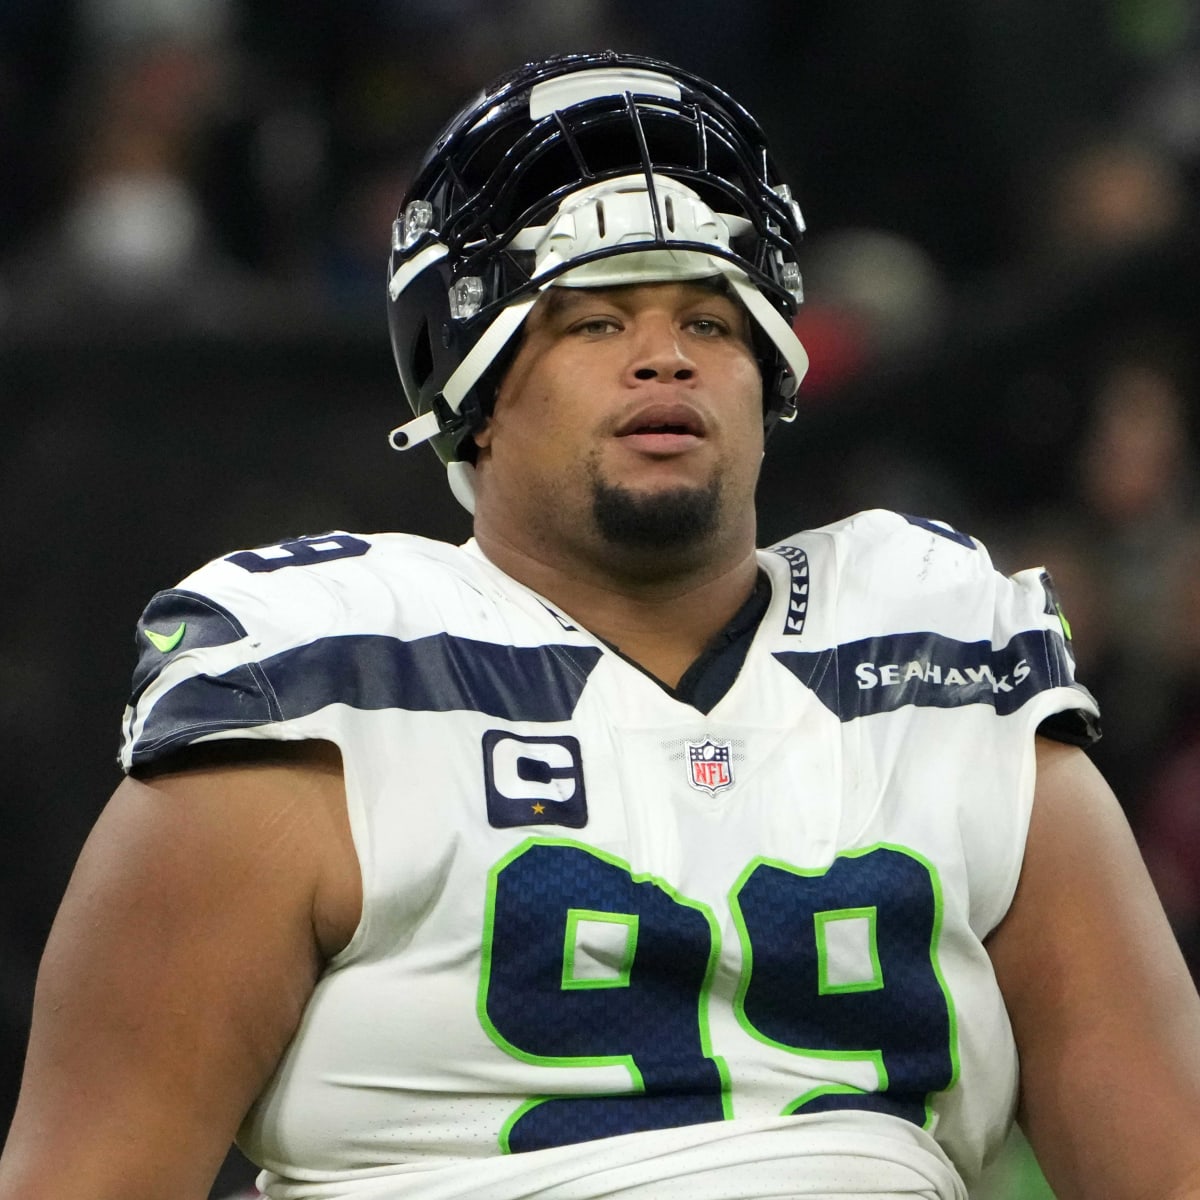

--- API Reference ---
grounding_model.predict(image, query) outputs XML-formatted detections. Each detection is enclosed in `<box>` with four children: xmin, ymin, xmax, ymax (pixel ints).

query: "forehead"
<box><xmin>532</xmin><ymin>278</ymin><xmax>743</xmax><ymax>322</ymax></box>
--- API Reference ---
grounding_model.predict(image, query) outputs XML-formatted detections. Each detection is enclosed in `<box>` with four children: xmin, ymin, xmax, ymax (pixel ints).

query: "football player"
<box><xmin>3</xmin><ymin>51</ymin><xmax>1200</xmax><ymax>1200</ymax></box>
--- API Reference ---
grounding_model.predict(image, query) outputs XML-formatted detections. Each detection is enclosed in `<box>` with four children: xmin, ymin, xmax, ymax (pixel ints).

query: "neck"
<box><xmin>474</xmin><ymin>524</ymin><xmax>761</xmax><ymax>689</ymax></box>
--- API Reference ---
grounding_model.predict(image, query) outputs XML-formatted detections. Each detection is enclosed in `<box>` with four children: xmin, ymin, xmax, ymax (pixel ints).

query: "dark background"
<box><xmin>3</xmin><ymin>2</ymin><xmax>1199</xmax><ymax>1195</ymax></box>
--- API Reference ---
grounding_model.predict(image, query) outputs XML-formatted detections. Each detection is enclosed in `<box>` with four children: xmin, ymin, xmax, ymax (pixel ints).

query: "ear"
<box><xmin>472</xmin><ymin>371</ymin><xmax>512</xmax><ymax>454</ymax></box>
<box><xmin>472</xmin><ymin>420</ymin><xmax>494</xmax><ymax>452</ymax></box>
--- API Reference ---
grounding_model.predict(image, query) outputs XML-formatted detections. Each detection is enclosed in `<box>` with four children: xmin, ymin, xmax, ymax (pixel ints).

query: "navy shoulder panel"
<box><xmin>898</xmin><ymin>513</ymin><xmax>978</xmax><ymax>550</ymax></box>
<box><xmin>131</xmin><ymin>589</ymin><xmax>249</xmax><ymax>700</ymax></box>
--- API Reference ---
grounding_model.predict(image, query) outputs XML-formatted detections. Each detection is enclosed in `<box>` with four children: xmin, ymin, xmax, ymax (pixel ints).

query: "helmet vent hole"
<box><xmin>413</xmin><ymin>317</ymin><xmax>434</xmax><ymax>387</ymax></box>
<box><xmin>665</xmin><ymin>194</ymin><xmax>675</xmax><ymax>232</ymax></box>
<box><xmin>596</xmin><ymin>200</ymin><xmax>606</xmax><ymax>238</ymax></box>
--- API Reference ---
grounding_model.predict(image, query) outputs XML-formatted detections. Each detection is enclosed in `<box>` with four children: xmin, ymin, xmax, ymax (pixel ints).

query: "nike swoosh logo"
<box><xmin>144</xmin><ymin>622</ymin><xmax>186</xmax><ymax>653</ymax></box>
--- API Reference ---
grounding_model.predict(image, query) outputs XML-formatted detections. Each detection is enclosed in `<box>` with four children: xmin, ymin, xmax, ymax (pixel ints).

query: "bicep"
<box><xmin>988</xmin><ymin>737</ymin><xmax>1200</xmax><ymax>1200</ymax></box>
<box><xmin>0</xmin><ymin>741</ymin><xmax>354</xmax><ymax>1200</ymax></box>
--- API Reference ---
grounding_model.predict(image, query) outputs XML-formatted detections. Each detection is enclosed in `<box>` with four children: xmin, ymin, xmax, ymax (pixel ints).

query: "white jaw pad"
<box><xmin>446</xmin><ymin>460</ymin><xmax>477</xmax><ymax>513</ymax></box>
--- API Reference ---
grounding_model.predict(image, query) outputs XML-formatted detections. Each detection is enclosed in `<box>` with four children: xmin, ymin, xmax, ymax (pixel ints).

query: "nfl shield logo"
<box><xmin>686</xmin><ymin>739</ymin><xmax>734</xmax><ymax>795</ymax></box>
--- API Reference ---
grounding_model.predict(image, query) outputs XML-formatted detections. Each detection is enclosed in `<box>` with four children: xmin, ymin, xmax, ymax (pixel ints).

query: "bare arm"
<box><xmin>988</xmin><ymin>737</ymin><xmax>1200</xmax><ymax>1200</ymax></box>
<box><xmin>0</xmin><ymin>740</ymin><xmax>359</xmax><ymax>1200</ymax></box>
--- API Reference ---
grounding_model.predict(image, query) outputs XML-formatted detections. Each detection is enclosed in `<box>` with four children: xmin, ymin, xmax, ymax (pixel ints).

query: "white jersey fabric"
<box><xmin>119</xmin><ymin>509</ymin><xmax>1099</xmax><ymax>1200</ymax></box>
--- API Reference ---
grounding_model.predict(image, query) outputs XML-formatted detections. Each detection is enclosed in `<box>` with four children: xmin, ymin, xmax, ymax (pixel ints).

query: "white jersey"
<box><xmin>119</xmin><ymin>510</ymin><xmax>1098</xmax><ymax>1200</ymax></box>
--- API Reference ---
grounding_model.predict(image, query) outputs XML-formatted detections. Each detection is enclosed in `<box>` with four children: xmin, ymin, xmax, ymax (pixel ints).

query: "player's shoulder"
<box><xmin>135</xmin><ymin>530</ymin><xmax>483</xmax><ymax>665</ymax></box>
<box><xmin>764</xmin><ymin>508</ymin><xmax>1099</xmax><ymax>741</ymax></box>
<box><xmin>177</xmin><ymin>529</ymin><xmax>472</xmax><ymax>599</ymax></box>
<box><xmin>765</xmin><ymin>507</ymin><xmax>1059</xmax><ymax>642</ymax></box>
<box><xmin>768</xmin><ymin>508</ymin><xmax>994</xmax><ymax>589</ymax></box>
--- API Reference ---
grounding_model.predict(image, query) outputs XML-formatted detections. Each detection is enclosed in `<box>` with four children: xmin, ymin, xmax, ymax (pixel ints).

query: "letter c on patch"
<box><xmin>491</xmin><ymin>735</ymin><xmax>578</xmax><ymax>802</ymax></box>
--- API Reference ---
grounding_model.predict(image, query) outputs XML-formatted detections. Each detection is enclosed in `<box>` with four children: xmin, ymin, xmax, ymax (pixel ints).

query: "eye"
<box><xmin>569</xmin><ymin>315</ymin><xmax>623</xmax><ymax>337</ymax></box>
<box><xmin>686</xmin><ymin>316</ymin><xmax>731</xmax><ymax>337</ymax></box>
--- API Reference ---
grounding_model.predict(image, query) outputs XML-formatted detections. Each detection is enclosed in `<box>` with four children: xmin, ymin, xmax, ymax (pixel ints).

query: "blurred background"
<box><xmin>1</xmin><ymin>0</ymin><xmax>1198</xmax><ymax>1195</ymax></box>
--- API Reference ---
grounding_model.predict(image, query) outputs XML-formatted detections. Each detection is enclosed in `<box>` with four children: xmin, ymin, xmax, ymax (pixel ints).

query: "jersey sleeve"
<box><xmin>996</xmin><ymin>563</ymin><xmax>1101</xmax><ymax>747</ymax></box>
<box><xmin>119</xmin><ymin>532</ymin><xmax>376</xmax><ymax>771</ymax></box>
<box><xmin>815</xmin><ymin>511</ymin><xmax>1101</xmax><ymax>935</ymax></box>
<box><xmin>778</xmin><ymin>510</ymin><xmax>1101</xmax><ymax>743</ymax></box>
<box><xmin>848</xmin><ymin>510</ymin><xmax>1100</xmax><ymax>740</ymax></box>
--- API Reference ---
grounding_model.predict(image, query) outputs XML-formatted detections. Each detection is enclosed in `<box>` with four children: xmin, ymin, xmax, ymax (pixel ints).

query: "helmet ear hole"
<box><xmin>412</xmin><ymin>317</ymin><xmax>435</xmax><ymax>389</ymax></box>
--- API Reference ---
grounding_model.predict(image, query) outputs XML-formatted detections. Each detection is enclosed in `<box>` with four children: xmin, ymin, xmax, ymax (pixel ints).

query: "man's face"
<box><xmin>471</xmin><ymin>279</ymin><xmax>765</xmax><ymax>568</ymax></box>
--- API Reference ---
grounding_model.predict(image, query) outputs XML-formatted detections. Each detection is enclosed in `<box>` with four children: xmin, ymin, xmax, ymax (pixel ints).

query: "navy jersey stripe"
<box><xmin>774</xmin><ymin>628</ymin><xmax>1087</xmax><ymax>723</ymax></box>
<box><xmin>128</xmin><ymin>633</ymin><xmax>603</xmax><ymax>764</ymax></box>
<box><xmin>899</xmin><ymin>513</ymin><xmax>977</xmax><ymax>549</ymax></box>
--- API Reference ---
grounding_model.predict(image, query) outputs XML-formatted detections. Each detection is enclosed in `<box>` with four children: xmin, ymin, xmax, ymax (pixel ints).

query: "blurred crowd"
<box><xmin>2</xmin><ymin>0</ymin><xmax>1196</xmax><ymax>330</ymax></box>
<box><xmin>2</xmin><ymin>1</ymin><xmax>1200</xmax><ymax>1197</ymax></box>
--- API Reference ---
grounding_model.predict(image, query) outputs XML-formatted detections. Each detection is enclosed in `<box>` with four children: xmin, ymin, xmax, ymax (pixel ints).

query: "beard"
<box><xmin>588</xmin><ymin>465</ymin><xmax>723</xmax><ymax>552</ymax></box>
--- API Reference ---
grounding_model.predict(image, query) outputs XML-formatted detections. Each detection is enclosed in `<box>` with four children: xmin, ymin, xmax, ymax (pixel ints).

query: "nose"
<box><xmin>627</xmin><ymin>316</ymin><xmax>696</xmax><ymax>384</ymax></box>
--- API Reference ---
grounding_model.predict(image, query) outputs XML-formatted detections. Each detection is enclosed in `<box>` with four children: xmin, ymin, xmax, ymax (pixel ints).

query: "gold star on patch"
<box><xmin>531</xmin><ymin>802</ymin><xmax>546</xmax><ymax>815</ymax></box>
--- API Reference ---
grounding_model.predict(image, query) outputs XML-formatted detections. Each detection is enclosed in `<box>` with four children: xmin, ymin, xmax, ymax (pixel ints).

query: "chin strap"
<box><xmin>386</xmin><ymin>409</ymin><xmax>442</xmax><ymax>450</ymax></box>
<box><xmin>387</xmin><ymin>294</ymin><xmax>540</xmax><ymax>453</ymax></box>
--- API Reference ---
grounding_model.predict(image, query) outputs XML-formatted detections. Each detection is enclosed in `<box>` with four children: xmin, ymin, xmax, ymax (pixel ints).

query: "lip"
<box><xmin>614</xmin><ymin>401</ymin><xmax>707</xmax><ymax>439</ymax></box>
<box><xmin>617</xmin><ymin>430</ymin><xmax>705</xmax><ymax>456</ymax></box>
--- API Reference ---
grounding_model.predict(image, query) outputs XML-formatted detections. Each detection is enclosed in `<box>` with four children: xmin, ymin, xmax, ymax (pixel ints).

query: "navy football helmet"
<box><xmin>386</xmin><ymin>50</ymin><xmax>808</xmax><ymax>510</ymax></box>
